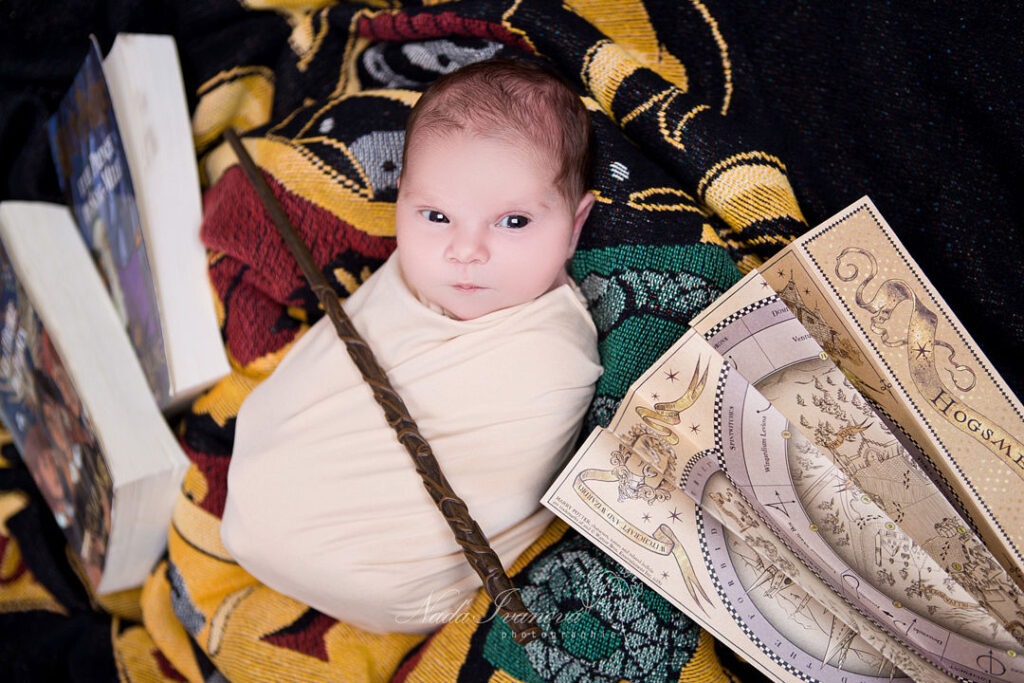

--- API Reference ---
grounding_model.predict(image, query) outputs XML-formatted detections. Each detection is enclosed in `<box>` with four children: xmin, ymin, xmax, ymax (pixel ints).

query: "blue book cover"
<box><xmin>46</xmin><ymin>37</ymin><xmax>170</xmax><ymax>406</ymax></box>
<box><xmin>0</xmin><ymin>242</ymin><xmax>113</xmax><ymax>589</ymax></box>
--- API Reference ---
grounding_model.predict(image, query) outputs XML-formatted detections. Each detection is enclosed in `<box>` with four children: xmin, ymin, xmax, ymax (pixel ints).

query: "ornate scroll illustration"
<box><xmin>836</xmin><ymin>246</ymin><xmax>1023</xmax><ymax>480</ymax></box>
<box><xmin>568</xmin><ymin>424</ymin><xmax>713</xmax><ymax>614</ymax></box>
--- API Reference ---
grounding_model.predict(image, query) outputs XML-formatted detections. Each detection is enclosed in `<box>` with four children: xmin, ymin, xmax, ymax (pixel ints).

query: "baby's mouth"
<box><xmin>453</xmin><ymin>282</ymin><xmax>484</xmax><ymax>292</ymax></box>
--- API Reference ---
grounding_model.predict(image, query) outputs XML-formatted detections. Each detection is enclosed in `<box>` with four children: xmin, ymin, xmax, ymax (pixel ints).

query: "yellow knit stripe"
<box><xmin>678</xmin><ymin>627</ymin><xmax>735</xmax><ymax>683</ymax></box>
<box><xmin>170</xmin><ymin>489</ymin><xmax>234</xmax><ymax>562</ymax></box>
<box><xmin>699</xmin><ymin>223</ymin><xmax>728</xmax><ymax>248</ymax></box>
<box><xmin>502</xmin><ymin>0</ymin><xmax>540</xmax><ymax>55</ymax></box>
<box><xmin>626</xmin><ymin>186</ymin><xmax>706</xmax><ymax>214</ymax></box>
<box><xmin>666</xmin><ymin>104</ymin><xmax>710</xmax><ymax>146</ymax></box>
<box><xmin>697</xmin><ymin>151</ymin><xmax>788</xmax><ymax>198</ymax></box>
<box><xmin>686</xmin><ymin>0</ymin><xmax>732</xmax><ymax>114</ymax></box>
<box><xmin>701</xmin><ymin>160</ymin><xmax>805</xmax><ymax>231</ymax></box>
<box><xmin>191</xmin><ymin>366</ymin><xmax>268</xmax><ymax>428</ymax></box>
<box><xmin>714</xmin><ymin>231</ymin><xmax>796</xmax><ymax>255</ymax></box>
<box><xmin>620</xmin><ymin>88</ymin><xmax>710</xmax><ymax>154</ymax></box>
<box><xmin>97</xmin><ymin>586</ymin><xmax>143</xmax><ymax>622</ymax></box>
<box><xmin>139</xmin><ymin>561</ymin><xmax>205</xmax><ymax>682</ymax></box>
<box><xmin>582</xmin><ymin>40</ymin><xmax>643</xmax><ymax>119</ymax></box>
<box><xmin>193</xmin><ymin>67</ymin><xmax>275</xmax><ymax>156</ymax></box>
<box><xmin>733</xmin><ymin>252</ymin><xmax>764</xmax><ymax>275</ymax></box>
<box><xmin>0</xmin><ymin>491</ymin><xmax>67</xmax><ymax>616</ymax></box>
<box><xmin>567</xmin><ymin>0</ymin><xmax>689</xmax><ymax>91</ymax></box>
<box><xmin>234</xmin><ymin>4</ymin><xmax>333</xmax><ymax>71</ymax></box>
<box><xmin>619</xmin><ymin>86</ymin><xmax>678</xmax><ymax>127</ymax></box>
<box><xmin>112</xmin><ymin>616</ymin><xmax>185</xmax><ymax>683</ymax></box>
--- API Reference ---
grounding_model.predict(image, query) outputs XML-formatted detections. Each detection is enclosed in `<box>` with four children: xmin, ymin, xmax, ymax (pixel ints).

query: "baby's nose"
<box><xmin>445</xmin><ymin>226</ymin><xmax>488</xmax><ymax>263</ymax></box>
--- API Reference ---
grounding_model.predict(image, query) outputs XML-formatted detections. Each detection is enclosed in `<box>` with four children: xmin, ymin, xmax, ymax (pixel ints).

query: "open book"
<box><xmin>544</xmin><ymin>197</ymin><xmax>1024</xmax><ymax>682</ymax></box>
<box><xmin>46</xmin><ymin>34</ymin><xmax>228</xmax><ymax>414</ymax></box>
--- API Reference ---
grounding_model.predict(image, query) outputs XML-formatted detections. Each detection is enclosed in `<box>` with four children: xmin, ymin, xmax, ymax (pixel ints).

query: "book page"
<box><xmin>101</xmin><ymin>33</ymin><xmax>229</xmax><ymax>410</ymax></box>
<box><xmin>545</xmin><ymin>331</ymin><xmax>967</xmax><ymax>681</ymax></box>
<box><xmin>545</xmin><ymin>427</ymin><xmax>918</xmax><ymax>683</ymax></box>
<box><xmin>690</xmin><ymin>270</ymin><xmax>1024</xmax><ymax>647</ymax></box>
<box><xmin>760</xmin><ymin>198</ymin><xmax>1024</xmax><ymax>594</ymax></box>
<box><xmin>613</xmin><ymin>330</ymin><xmax>1018</xmax><ymax>680</ymax></box>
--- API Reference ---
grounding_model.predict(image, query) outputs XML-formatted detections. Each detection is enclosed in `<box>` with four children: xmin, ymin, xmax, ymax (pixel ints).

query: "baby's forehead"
<box><xmin>405</xmin><ymin>126</ymin><xmax>556</xmax><ymax>170</ymax></box>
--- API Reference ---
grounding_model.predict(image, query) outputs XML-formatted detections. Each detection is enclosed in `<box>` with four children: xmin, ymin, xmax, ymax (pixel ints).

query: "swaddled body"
<box><xmin>222</xmin><ymin>255</ymin><xmax>600</xmax><ymax>632</ymax></box>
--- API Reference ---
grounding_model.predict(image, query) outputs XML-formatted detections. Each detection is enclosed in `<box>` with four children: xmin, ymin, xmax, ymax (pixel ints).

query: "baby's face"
<box><xmin>395</xmin><ymin>130</ymin><xmax>593</xmax><ymax>320</ymax></box>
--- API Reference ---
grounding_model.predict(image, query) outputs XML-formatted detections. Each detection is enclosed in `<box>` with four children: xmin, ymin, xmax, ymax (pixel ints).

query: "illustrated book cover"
<box><xmin>0</xmin><ymin>201</ymin><xmax>188</xmax><ymax>594</ymax></box>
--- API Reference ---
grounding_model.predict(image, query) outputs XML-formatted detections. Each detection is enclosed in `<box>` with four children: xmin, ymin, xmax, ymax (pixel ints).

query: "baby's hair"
<box><xmin>402</xmin><ymin>57</ymin><xmax>593</xmax><ymax>203</ymax></box>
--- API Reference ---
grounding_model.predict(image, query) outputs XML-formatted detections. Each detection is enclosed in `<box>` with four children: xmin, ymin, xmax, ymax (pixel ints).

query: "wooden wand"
<box><xmin>223</xmin><ymin>128</ymin><xmax>541</xmax><ymax>645</ymax></box>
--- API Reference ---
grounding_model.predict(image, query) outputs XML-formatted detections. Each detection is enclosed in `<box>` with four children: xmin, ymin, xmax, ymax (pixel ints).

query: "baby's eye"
<box><xmin>497</xmin><ymin>214</ymin><xmax>530</xmax><ymax>229</ymax></box>
<box><xmin>420</xmin><ymin>210</ymin><xmax>449</xmax><ymax>223</ymax></box>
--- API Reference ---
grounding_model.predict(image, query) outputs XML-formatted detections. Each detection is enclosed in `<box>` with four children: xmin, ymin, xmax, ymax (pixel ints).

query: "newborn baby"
<box><xmin>221</xmin><ymin>57</ymin><xmax>602</xmax><ymax>634</ymax></box>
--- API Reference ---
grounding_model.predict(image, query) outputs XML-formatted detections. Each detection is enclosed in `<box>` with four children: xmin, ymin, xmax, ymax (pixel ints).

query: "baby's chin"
<box><xmin>428</xmin><ymin>292</ymin><xmax>519</xmax><ymax>321</ymax></box>
<box><xmin>409</xmin><ymin>277</ymin><xmax>569</xmax><ymax>321</ymax></box>
<box><xmin>434</xmin><ymin>288</ymin><xmax>562</xmax><ymax>320</ymax></box>
<box><xmin>435</xmin><ymin>298</ymin><xmax>501</xmax><ymax>321</ymax></box>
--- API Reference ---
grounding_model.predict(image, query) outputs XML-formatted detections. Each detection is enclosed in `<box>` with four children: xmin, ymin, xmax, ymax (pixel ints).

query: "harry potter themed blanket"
<box><xmin>222</xmin><ymin>254</ymin><xmax>602</xmax><ymax>634</ymax></box>
<box><xmin>1</xmin><ymin>1</ymin><xmax>1022</xmax><ymax>682</ymax></box>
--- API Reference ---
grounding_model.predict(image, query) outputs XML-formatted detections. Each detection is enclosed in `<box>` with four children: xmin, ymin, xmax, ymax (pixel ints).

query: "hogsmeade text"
<box><xmin>930</xmin><ymin>388</ymin><xmax>1024</xmax><ymax>472</ymax></box>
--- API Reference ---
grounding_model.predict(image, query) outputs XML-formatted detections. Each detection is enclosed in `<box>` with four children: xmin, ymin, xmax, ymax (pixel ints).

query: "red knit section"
<box><xmin>260</xmin><ymin>609</ymin><xmax>337</xmax><ymax>662</ymax></box>
<box><xmin>209</xmin><ymin>261</ymin><xmax>302</xmax><ymax>367</ymax></box>
<box><xmin>355</xmin><ymin>10</ymin><xmax>533</xmax><ymax>53</ymax></box>
<box><xmin>153</xmin><ymin>648</ymin><xmax>189</xmax><ymax>682</ymax></box>
<box><xmin>181</xmin><ymin>438</ymin><xmax>230</xmax><ymax>517</ymax></box>
<box><xmin>201</xmin><ymin>165</ymin><xmax>394</xmax><ymax>366</ymax></box>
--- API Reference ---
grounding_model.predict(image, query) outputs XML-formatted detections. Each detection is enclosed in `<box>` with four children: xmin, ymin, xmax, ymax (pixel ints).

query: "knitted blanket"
<box><xmin>2</xmin><ymin>1</ymin><xmax>1021</xmax><ymax>682</ymax></box>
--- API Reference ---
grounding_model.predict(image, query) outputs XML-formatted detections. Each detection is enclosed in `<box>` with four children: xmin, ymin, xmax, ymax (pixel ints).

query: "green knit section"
<box><xmin>483</xmin><ymin>619</ymin><xmax>546</xmax><ymax>683</ymax></box>
<box><xmin>571</xmin><ymin>242</ymin><xmax>741</xmax><ymax>427</ymax></box>
<box><xmin>571</xmin><ymin>242</ymin><xmax>738</xmax><ymax>282</ymax></box>
<box><xmin>559</xmin><ymin>611</ymin><xmax>623</xmax><ymax>659</ymax></box>
<box><xmin>596</xmin><ymin>316</ymin><xmax>689</xmax><ymax>400</ymax></box>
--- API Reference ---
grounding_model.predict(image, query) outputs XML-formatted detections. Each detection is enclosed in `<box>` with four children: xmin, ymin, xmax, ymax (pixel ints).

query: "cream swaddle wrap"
<box><xmin>221</xmin><ymin>254</ymin><xmax>602</xmax><ymax>633</ymax></box>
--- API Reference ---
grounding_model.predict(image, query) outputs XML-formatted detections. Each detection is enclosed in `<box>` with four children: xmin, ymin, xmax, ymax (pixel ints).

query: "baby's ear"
<box><xmin>568</xmin><ymin>191</ymin><xmax>596</xmax><ymax>254</ymax></box>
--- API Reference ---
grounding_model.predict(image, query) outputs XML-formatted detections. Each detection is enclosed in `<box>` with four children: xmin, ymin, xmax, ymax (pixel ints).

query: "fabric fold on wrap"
<box><xmin>222</xmin><ymin>254</ymin><xmax>602</xmax><ymax>634</ymax></box>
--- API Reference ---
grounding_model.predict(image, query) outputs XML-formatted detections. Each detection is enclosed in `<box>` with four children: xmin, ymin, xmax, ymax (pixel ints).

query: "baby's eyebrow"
<box><xmin>397</xmin><ymin>187</ymin><xmax>440</xmax><ymax>205</ymax></box>
<box><xmin>502</xmin><ymin>200</ymin><xmax>553</xmax><ymax>213</ymax></box>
